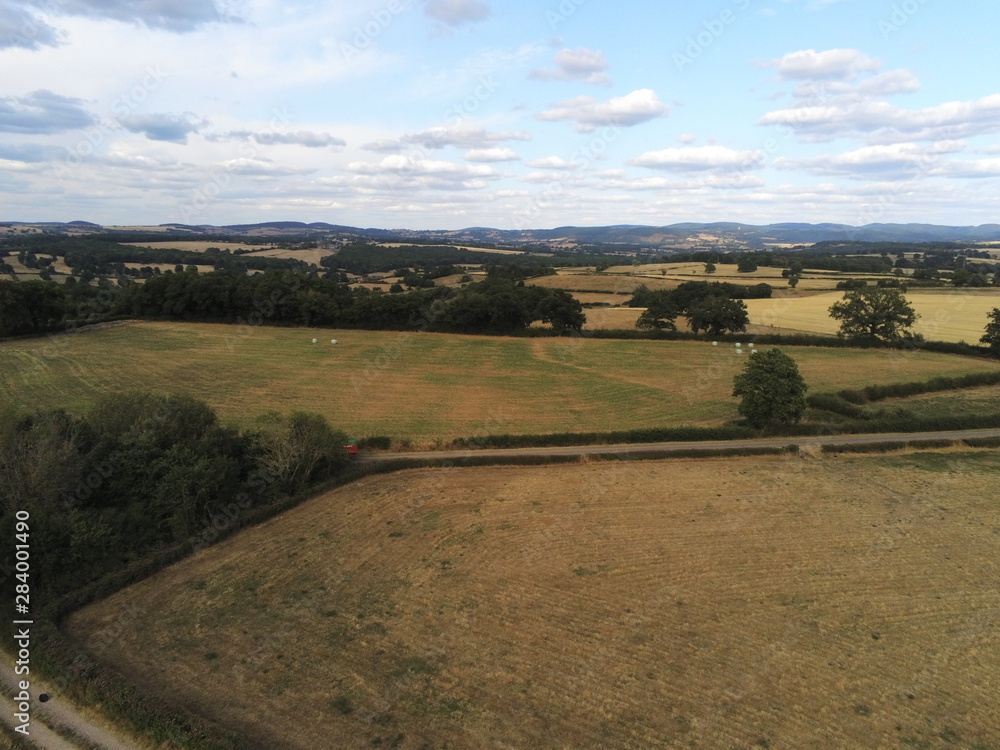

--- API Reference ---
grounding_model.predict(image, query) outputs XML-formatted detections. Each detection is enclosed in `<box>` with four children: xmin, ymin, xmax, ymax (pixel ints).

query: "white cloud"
<box><xmin>118</xmin><ymin>113</ymin><xmax>204</xmax><ymax>144</ymax></box>
<box><xmin>362</xmin><ymin>139</ymin><xmax>405</xmax><ymax>153</ymax></box>
<box><xmin>0</xmin><ymin>90</ymin><xmax>95</xmax><ymax>134</ymax></box>
<box><xmin>529</xmin><ymin>48</ymin><xmax>611</xmax><ymax>86</ymax></box>
<box><xmin>464</xmin><ymin>147</ymin><xmax>520</xmax><ymax>162</ymax></box>
<box><xmin>537</xmin><ymin>89</ymin><xmax>667</xmax><ymax>133</ymax></box>
<box><xmin>773</xmin><ymin>142</ymin><xmax>967</xmax><ymax>178</ymax></box>
<box><xmin>346</xmin><ymin>154</ymin><xmax>501</xmax><ymax>190</ymax></box>
<box><xmin>629</xmin><ymin>145</ymin><xmax>766</xmax><ymax>172</ymax></box>
<box><xmin>762</xmin><ymin>48</ymin><xmax>881</xmax><ymax>80</ymax></box>
<box><xmin>209</xmin><ymin>130</ymin><xmax>346</xmax><ymax>148</ymax></box>
<box><xmin>424</xmin><ymin>0</ymin><xmax>490</xmax><ymax>26</ymax></box>
<box><xmin>401</xmin><ymin>125</ymin><xmax>531</xmax><ymax>149</ymax></box>
<box><xmin>526</xmin><ymin>156</ymin><xmax>579</xmax><ymax>170</ymax></box>
<box><xmin>761</xmin><ymin>93</ymin><xmax>1000</xmax><ymax>143</ymax></box>
<box><xmin>219</xmin><ymin>158</ymin><xmax>316</xmax><ymax>177</ymax></box>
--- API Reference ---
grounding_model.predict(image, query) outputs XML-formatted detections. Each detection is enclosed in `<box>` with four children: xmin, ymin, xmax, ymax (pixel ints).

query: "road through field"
<box><xmin>364</xmin><ymin>427</ymin><xmax>1000</xmax><ymax>462</ymax></box>
<box><xmin>0</xmin><ymin>653</ymin><xmax>144</xmax><ymax>750</ymax></box>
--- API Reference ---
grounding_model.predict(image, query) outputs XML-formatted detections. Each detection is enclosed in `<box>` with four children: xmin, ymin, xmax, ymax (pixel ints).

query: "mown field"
<box><xmin>745</xmin><ymin>290</ymin><xmax>1000</xmax><ymax>344</ymax></box>
<box><xmin>68</xmin><ymin>452</ymin><xmax>1000</xmax><ymax>750</ymax></box>
<box><xmin>5</xmin><ymin>321</ymin><xmax>1000</xmax><ymax>442</ymax></box>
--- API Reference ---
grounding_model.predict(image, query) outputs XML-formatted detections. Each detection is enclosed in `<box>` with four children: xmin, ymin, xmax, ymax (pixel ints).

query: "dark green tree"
<box><xmin>981</xmin><ymin>308</ymin><xmax>1000</xmax><ymax>354</ymax></box>
<box><xmin>687</xmin><ymin>297</ymin><xmax>749</xmax><ymax>335</ymax></box>
<box><xmin>732</xmin><ymin>349</ymin><xmax>808</xmax><ymax>428</ymax></box>
<box><xmin>828</xmin><ymin>288</ymin><xmax>918</xmax><ymax>343</ymax></box>
<box><xmin>704</xmin><ymin>262</ymin><xmax>716</xmax><ymax>274</ymax></box>
<box><xmin>635</xmin><ymin>290</ymin><xmax>679</xmax><ymax>331</ymax></box>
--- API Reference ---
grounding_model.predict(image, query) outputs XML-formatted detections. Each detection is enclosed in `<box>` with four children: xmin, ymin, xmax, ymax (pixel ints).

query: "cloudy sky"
<box><xmin>2</xmin><ymin>0</ymin><xmax>1000</xmax><ymax>229</ymax></box>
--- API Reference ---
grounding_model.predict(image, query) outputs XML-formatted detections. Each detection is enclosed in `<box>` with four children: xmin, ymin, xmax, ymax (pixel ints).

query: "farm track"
<box><xmin>363</xmin><ymin>427</ymin><xmax>1000</xmax><ymax>463</ymax></box>
<box><xmin>0</xmin><ymin>654</ymin><xmax>145</xmax><ymax>750</ymax></box>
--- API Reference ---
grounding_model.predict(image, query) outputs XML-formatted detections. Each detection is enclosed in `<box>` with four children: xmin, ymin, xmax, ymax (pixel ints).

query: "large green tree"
<box><xmin>635</xmin><ymin>290</ymin><xmax>680</xmax><ymax>331</ymax></box>
<box><xmin>828</xmin><ymin>288</ymin><xmax>918</xmax><ymax>343</ymax></box>
<box><xmin>687</xmin><ymin>297</ymin><xmax>749</xmax><ymax>335</ymax></box>
<box><xmin>981</xmin><ymin>307</ymin><xmax>1000</xmax><ymax>354</ymax></box>
<box><xmin>732</xmin><ymin>349</ymin><xmax>808</xmax><ymax>428</ymax></box>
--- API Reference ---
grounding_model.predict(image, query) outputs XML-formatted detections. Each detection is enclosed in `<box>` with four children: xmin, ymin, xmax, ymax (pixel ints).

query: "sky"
<box><xmin>2</xmin><ymin>0</ymin><xmax>1000</xmax><ymax>230</ymax></box>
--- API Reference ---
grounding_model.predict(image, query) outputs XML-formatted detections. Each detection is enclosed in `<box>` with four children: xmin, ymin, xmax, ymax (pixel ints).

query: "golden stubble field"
<box><xmin>745</xmin><ymin>290</ymin><xmax>1000</xmax><ymax>344</ymax></box>
<box><xmin>68</xmin><ymin>452</ymin><xmax>1000</xmax><ymax>749</ymax></box>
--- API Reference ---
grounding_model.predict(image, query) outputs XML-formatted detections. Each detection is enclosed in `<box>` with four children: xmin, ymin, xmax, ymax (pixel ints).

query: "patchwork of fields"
<box><xmin>69</xmin><ymin>452</ymin><xmax>1000</xmax><ymax>750</ymax></box>
<box><xmin>5</xmin><ymin>321</ymin><xmax>1000</xmax><ymax>442</ymax></box>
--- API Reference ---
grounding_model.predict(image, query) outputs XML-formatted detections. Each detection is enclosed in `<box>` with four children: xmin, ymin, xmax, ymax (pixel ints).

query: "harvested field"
<box><xmin>4</xmin><ymin>321</ymin><xmax>1000</xmax><ymax>442</ymax></box>
<box><xmin>527</xmin><ymin>274</ymin><xmax>680</xmax><ymax>294</ymax></box>
<box><xmin>744</xmin><ymin>290</ymin><xmax>1000</xmax><ymax>343</ymax></box>
<box><xmin>68</xmin><ymin>451</ymin><xmax>1000</xmax><ymax>750</ymax></box>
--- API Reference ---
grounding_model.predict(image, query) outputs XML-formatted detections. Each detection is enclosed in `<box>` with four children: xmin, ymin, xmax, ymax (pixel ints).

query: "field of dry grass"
<box><xmin>6</xmin><ymin>321</ymin><xmax>998</xmax><ymax>442</ymax></box>
<box><xmin>527</xmin><ymin>273</ymin><xmax>680</xmax><ymax>294</ymax></box>
<box><xmin>68</xmin><ymin>451</ymin><xmax>1000</xmax><ymax>749</ymax></box>
<box><xmin>744</xmin><ymin>290</ymin><xmax>1000</xmax><ymax>343</ymax></box>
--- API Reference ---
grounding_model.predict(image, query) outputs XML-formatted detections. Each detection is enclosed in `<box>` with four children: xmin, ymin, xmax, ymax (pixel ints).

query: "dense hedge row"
<box><xmin>449</xmin><ymin>424</ymin><xmax>756</xmax><ymax>449</ymax></box>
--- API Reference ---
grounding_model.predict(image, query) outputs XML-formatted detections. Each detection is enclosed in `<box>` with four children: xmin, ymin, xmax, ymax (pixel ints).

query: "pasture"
<box><xmin>744</xmin><ymin>290</ymin><xmax>1000</xmax><ymax>343</ymax></box>
<box><xmin>68</xmin><ymin>452</ymin><xmax>1000</xmax><ymax>749</ymax></box>
<box><xmin>3</xmin><ymin>321</ymin><xmax>1000</xmax><ymax>443</ymax></box>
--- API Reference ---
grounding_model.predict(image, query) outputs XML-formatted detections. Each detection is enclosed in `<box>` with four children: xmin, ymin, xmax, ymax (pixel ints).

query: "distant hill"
<box><xmin>3</xmin><ymin>220</ymin><xmax>1000</xmax><ymax>249</ymax></box>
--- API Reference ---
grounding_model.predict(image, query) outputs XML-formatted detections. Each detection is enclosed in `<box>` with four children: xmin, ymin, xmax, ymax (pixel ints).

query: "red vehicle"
<box><xmin>343</xmin><ymin>436</ymin><xmax>358</xmax><ymax>456</ymax></box>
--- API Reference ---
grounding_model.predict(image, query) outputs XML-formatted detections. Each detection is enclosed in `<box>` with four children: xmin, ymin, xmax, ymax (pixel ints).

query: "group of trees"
<box><xmin>0</xmin><ymin>393</ymin><xmax>350</xmax><ymax>597</ymax></box>
<box><xmin>0</xmin><ymin>267</ymin><xmax>586</xmax><ymax>338</ymax></box>
<box><xmin>630</xmin><ymin>281</ymin><xmax>760</xmax><ymax>335</ymax></box>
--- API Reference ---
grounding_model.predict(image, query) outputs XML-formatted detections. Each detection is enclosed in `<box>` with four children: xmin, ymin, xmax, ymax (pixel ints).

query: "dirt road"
<box><xmin>0</xmin><ymin>654</ymin><xmax>145</xmax><ymax>750</ymax></box>
<box><xmin>364</xmin><ymin>427</ymin><xmax>1000</xmax><ymax>463</ymax></box>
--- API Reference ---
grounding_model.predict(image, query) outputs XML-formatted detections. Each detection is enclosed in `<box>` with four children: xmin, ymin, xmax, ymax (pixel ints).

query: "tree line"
<box><xmin>0</xmin><ymin>393</ymin><xmax>350</xmax><ymax>599</ymax></box>
<box><xmin>0</xmin><ymin>267</ymin><xmax>586</xmax><ymax>338</ymax></box>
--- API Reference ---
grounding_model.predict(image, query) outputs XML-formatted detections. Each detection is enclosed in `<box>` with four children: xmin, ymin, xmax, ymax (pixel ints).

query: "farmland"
<box><xmin>68</xmin><ymin>452</ymin><xmax>1000</xmax><ymax>750</ymax></box>
<box><xmin>4</xmin><ymin>321</ymin><xmax>1000</xmax><ymax>443</ymax></box>
<box><xmin>744</xmin><ymin>290</ymin><xmax>1000</xmax><ymax>343</ymax></box>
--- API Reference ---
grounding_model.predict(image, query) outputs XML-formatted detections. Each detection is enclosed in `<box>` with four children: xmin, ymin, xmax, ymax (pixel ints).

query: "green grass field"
<box><xmin>4</xmin><ymin>321</ymin><xmax>1000</xmax><ymax>443</ymax></box>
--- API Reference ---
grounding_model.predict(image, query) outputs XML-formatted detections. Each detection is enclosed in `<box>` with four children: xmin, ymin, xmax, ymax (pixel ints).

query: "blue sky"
<box><xmin>2</xmin><ymin>0</ymin><xmax>1000</xmax><ymax>229</ymax></box>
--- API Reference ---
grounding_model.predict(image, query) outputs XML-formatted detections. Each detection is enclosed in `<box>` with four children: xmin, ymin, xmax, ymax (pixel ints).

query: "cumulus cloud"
<box><xmin>218</xmin><ymin>158</ymin><xmax>316</xmax><ymax>177</ymax></box>
<box><xmin>209</xmin><ymin>130</ymin><xmax>346</xmax><ymax>148</ymax></box>
<box><xmin>629</xmin><ymin>145</ymin><xmax>766</xmax><ymax>172</ymax></box>
<box><xmin>0</xmin><ymin>90</ymin><xmax>95</xmax><ymax>134</ymax></box>
<box><xmin>761</xmin><ymin>93</ymin><xmax>1000</xmax><ymax>143</ymax></box>
<box><xmin>118</xmin><ymin>113</ymin><xmax>203</xmax><ymax>143</ymax></box>
<box><xmin>464</xmin><ymin>147</ymin><xmax>520</xmax><ymax>162</ymax></box>
<box><xmin>526</xmin><ymin>156</ymin><xmax>579</xmax><ymax>170</ymax></box>
<box><xmin>401</xmin><ymin>125</ymin><xmax>531</xmax><ymax>149</ymax></box>
<box><xmin>773</xmin><ymin>142</ymin><xmax>966</xmax><ymax>179</ymax></box>
<box><xmin>347</xmin><ymin>154</ymin><xmax>501</xmax><ymax>190</ymax></box>
<box><xmin>762</xmin><ymin>48</ymin><xmax>881</xmax><ymax>80</ymax></box>
<box><xmin>537</xmin><ymin>89</ymin><xmax>667</xmax><ymax>133</ymax></box>
<box><xmin>0</xmin><ymin>2</ymin><xmax>60</xmax><ymax>49</ymax></box>
<box><xmin>424</xmin><ymin>0</ymin><xmax>490</xmax><ymax>26</ymax></box>
<box><xmin>0</xmin><ymin>142</ymin><xmax>67</xmax><ymax>162</ymax></box>
<box><xmin>529</xmin><ymin>48</ymin><xmax>611</xmax><ymax>86</ymax></box>
<box><xmin>362</xmin><ymin>139</ymin><xmax>405</xmax><ymax>153</ymax></box>
<box><xmin>9</xmin><ymin>0</ymin><xmax>241</xmax><ymax>34</ymax></box>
